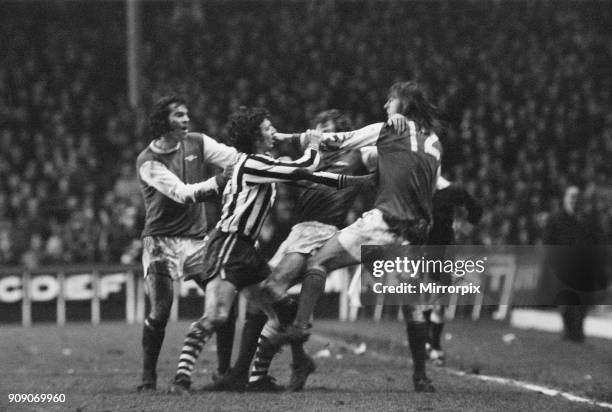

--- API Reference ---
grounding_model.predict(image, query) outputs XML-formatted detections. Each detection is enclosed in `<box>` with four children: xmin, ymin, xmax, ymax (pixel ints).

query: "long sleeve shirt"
<box><xmin>217</xmin><ymin>146</ymin><xmax>349</xmax><ymax>240</ymax></box>
<box><xmin>137</xmin><ymin>133</ymin><xmax>238</xmax><ymax>238</ymax></box>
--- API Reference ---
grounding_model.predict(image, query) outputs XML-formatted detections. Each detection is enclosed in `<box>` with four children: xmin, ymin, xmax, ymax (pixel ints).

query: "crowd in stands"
<box><xmin>1</xmin><ymin>0</ymin><xmax>610</xmax><ymax>267</ymax></box>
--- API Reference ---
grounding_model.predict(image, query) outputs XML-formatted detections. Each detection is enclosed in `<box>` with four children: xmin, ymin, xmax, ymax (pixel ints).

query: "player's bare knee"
<box><xmin>189</xmin><ymin>316</ymin><xmax>211</xmax><ymax>334</ymax></box>
<box><xmin>145</xmin><ymin>314</ymin><xmax>168</xmax><ymax>331</ymax></box>
<box><xmin>208</xmin><ymin>310</ymin><xmax>231</xmax><ymax>328</ymax></box>
<box><xmin>270</xmin><ymin>263</ymin><xmax>297</xmax><ymax>286</ymax></box>
<box><xmin>206</xmin><ymin>298</ymin><xmax>233</xmax><ymax>328</ymax></box>
<box><xmin>149</xmin><ymin>307</ymin><xmax>171</xmax><ymax>324</ymax></box>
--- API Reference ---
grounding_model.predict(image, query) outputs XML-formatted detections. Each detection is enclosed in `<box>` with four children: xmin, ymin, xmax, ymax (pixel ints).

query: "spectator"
<box><xmin>543</xmin><ymin>186</ymin><xmax>608</xmax><ymax>342</ymax></box>
<box><xmin>0</xmin><ymin>1</ymin><xmax>610</xmax><ymax>266</ymax></box>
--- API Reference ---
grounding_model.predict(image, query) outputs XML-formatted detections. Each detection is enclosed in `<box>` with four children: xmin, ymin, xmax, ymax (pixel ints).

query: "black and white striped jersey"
<box><xmin>217</xmin><ymin>147</ymin><xmax>346</xmax><ymax>241</ymax></box>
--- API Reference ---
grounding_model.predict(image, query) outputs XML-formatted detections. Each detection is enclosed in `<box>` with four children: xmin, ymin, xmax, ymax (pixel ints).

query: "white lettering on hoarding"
<box><xmin>29</xmin><ymin>275</ymin><xmax>60</xmax><ymax>302</ymax></box>
<box><xmin>0</xmin><ymin>276</ymin><xmax>22</xmax><ymax>303</ymax></box>
<box><xmin>64</xmin><ymin>274</ymin><xmax>92</xmax><ymax>300</ymax></box>
<box><xmin>0</xmin><ymin>272</ymin><xmax>205</xmax><ymax>303</ymax></box>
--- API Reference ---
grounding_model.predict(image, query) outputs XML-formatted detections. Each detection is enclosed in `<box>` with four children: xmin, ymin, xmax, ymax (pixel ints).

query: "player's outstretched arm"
<box><xmin>139</xmin><ymin>160</ymin><xmax>231</xmax><ymax>203</ymax></box>
<box><xmin>239</xmin><ymin>143</ymin><xmax>321</xmax><ymax>185</ymax></box>
<box><xmin>293</xmin><ymin>169</ymin><xmax>377</xmax><ymax>190</ymax></box>
<box><xmin>273</xmin><ymin>114</ymin><xmax>409</xmax><ymax>152</ymax></box>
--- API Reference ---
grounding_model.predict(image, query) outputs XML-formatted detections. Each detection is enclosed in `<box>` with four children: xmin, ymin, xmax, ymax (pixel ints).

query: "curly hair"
<box><xmin>149</xmin><ymin>95</ymin><xmax>187</xmax><ymax>139</ymax></box>
<box><xmin>311</xmin><ymin>109</ymin><xmax>353</xmax><ymax>132</ymax></box>
<box><xmin>228</xmin><ymin>106</ymin><xmax>270</xmax><ymax>154</ymax></box>
<box><xmin>388</xmin><ymin>82</ymin><xmax>443</xmax><ymax>133</ymax></box>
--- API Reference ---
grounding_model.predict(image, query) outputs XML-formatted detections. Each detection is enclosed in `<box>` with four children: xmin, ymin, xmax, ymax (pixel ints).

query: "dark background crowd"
<box><xmin>1</xmin><ymin>0</ymin><xmax>610</xmax><ymax>268</ymax></box>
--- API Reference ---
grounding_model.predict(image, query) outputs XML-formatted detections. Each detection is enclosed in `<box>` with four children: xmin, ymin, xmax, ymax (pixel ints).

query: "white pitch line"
<box><xmin>448</xmin><ymin>369</ymin><xmax>612</xmax><ymax>410</ymax></box>
<box><xmin>312</xmin><ymin>333</ymin><xmax>612</xmax><ymax>411</ymax></box>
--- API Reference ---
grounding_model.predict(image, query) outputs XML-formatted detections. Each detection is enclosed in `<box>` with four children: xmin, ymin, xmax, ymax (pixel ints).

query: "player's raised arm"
<box><xmin>139</xmin><ymin>160</ymin><xmax>231</xmax><ymax>203</ymax></box>
<box><xmin>240</xmin><ymin>152</ymin><xmax>370</xmax><ymax>190</ymax></box>
<box><xmin>279</xmin><ymin>123</ymin><xmax>383</xmax><ymax>152</ymax></box>
<box><xmin>274</xmin><ymin>114</ymin><xmax>409</xmax><ymax>152</ymax></box>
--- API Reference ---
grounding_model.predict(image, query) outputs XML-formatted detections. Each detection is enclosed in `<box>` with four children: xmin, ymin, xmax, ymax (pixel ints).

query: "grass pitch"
<box><xmin>1</xmin><ymin>316</ymin><xmax>610</xmax><ymax>411</ymax></box>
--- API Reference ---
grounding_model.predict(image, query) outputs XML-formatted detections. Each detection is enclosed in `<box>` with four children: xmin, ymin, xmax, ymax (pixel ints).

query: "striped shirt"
<box><xmin>218</xmin><ymin>147</ymin><xmax>346</xmax><ymax>241</ymax></box>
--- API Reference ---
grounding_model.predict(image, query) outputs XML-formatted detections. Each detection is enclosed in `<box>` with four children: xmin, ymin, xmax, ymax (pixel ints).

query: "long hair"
<box><xmin>228</xmin><ymin>106</ymin><xmax>270</xmax><ymax>154</ymax></box>
<box><xmin>311</xmin><ymin>109</ymin><xmax>354</xmax><ymax>132</ymax></box>
<box><xmin>149</xmin><ymin>95</ymin><xmax>187</xmax><ymax>139</ymax></box>
<box><xmin>388</xmin><ymin>82</ymin><xmax>443</xmax><ymax>133</ymax></box>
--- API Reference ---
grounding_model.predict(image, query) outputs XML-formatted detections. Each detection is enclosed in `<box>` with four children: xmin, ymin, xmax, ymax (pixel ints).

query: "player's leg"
<box><xmin>247</xmin><ymin>303</ymin><xmax>301</xmax><ymax>391</ymax></box>
<box><xmin>222</xmin><ymin>252</ymin><xmax>309</xmax><ymax>390</ymax></box>
<box><xmin>427</xmin><ymin>246</ymin><xmax>448</xmax><ymax>363</ymax></box>
<box><xmin>180</xmin><ymin>235</ymin><xmax>237</xmax><ymax>381</ymax></box>
<box><xmin>215</xmin><ymin>299</ymin><xmax>237</xmax><ymax>378</ymax></box>
<box><xmin>265</xmin><ymin>253</ymin><xmax>316</xmax><ymax>390</ymax></box>
<box><xmin>287</xmin><ymin>340</ymin><xmax>316</xmax><ymax>392</ymax></box>
<box><xmin>172</xmin><ymin>276</ymin><xmax>237</xmax><ymax>392</ymax></box>
<box><xmin>292</xmin><ymin>209</ymin><xmax>398</xmax><ymax>338</ymax></box>
<box><xmin>205</xmin><ymin>299</ymin><xmax>268</xmax><ymax>391</ymax></box>
<box><xmin>243</xmin><ymin>222</ymin><xmax>340</xmax><ymax>390</ymax></box>
<box><xmin>428</xmin><ymin>304</ymin><xmax>445</xmax><ymax>365</ymax></box>
<box><xmin>260</xmin><ymin>251</ymin><xmax>308</xmax><ymax>304</ymax></box>
<box><xmin>238</xmin><ymin>252</ymin><xmax>308</xmax><ymax>356</ymax></box>
<box><xmin>199</xmin><ymin>232</ymin><xmax>276</xmax><ymax>392</ymax></box>
<box><xmin>291</xmin><ymin>234</ymin><xmax>362</xmax><ymax>335</ymax></box>
<box><xmin>231</xmin><ymin>301</ymin><xmax>269</xmax><ymax>382</ymax></box>
<box><xmin>402</xmin><ymin>304</ymin><xmax>435</xmax><ymax>392</ymax></box>
<box><xmin>139</xmin><ymin>265</ymin><xmax>173</xmax><ymax>391</ymax></box>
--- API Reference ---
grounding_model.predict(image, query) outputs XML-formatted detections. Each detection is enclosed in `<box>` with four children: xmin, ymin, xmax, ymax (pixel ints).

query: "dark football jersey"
<box><xmin>375</xmin><ymin>122</ymin><xmax>442</xmax><ymax>224</ymax></box>
<box><xmin>295</xmin><ymin>148</ymin><xmax>370</xmax><ymax>227</ymax></box>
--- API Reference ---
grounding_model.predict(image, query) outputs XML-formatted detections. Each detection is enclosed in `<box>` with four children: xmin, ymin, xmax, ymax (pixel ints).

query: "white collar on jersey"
<box><xmin>149</xmin><ymin>139</ymin><xmax>180</xmax><ymax>154</ymax></box>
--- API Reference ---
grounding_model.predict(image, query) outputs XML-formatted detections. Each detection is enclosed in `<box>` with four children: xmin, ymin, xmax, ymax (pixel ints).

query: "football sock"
<box><xmin>294</xmin><ymin>268</ymin><xmax>326</xmax><ymax>327</ymax></box>
<box><xmin>430</xmin><ymin>322</ymin><xmax>444</xmax><ymax>351</ymax></box>
<box><xmin>291</xmin><ymin>342</ymin><xmax>308</xmax><ymax>364</ymax></box>
<box><xmin>269</xmin><ymin>297</ymin><xmax>307</xmax><ymax>363</ymax></box>
<box><xmin>141</xmin><ymin>316</ymin><xmax>166</xmax><ymax>384</ymax></box>
<box><xmin>215</xmin><ymin>303</ymin><xmax>237</xmax><ymax>376</ymax></box>
<box><xmin>407</xmin><ymin>322</ymin><xmax>429</xmax><ymax>376</ymax></box>
<box><xmin>175</xmin><ymin>321</ymin><xmax>212</xmax><ymax>383</ymax></box>
<box><xmin>231</xmin><ymin>310</ymin><xmax>267</xmax><ymax>379</ymax></box>
<box><xmin>270</xmin><ymin>296</ymin><xmax>298</xmax><ymax>326</ymax></box>
<box><xmin>249</xmin><ymin>335</ymin><xmax>277</xmax><ymax>382</ymax></box>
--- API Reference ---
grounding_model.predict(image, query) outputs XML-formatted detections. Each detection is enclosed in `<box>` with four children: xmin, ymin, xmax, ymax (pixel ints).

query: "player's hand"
<box><xmin>319</xmin><ymin>133</ymin><xmax>342</xmax><ymax>151</ymax></box>
<box><xmin>387</xmin><ymin>113</ymin><xmax>409</xmax><ymax>134</ymax></box>
<box><xmin>222</xmin><ymin>162</ymin><xmax>235</xmax><ymax>180</ymax></box>
<box><xmin>216</xmin><ymin>162</ymin><xmax>234</xmax><ymax>187</ymax></box>
<box><xmin>305</xmin><ymin>129</ymin><xmax>323</xmax><ymax>148</ymax></box>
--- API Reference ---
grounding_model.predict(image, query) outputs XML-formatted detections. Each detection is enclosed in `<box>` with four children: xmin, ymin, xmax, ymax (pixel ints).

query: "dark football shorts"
<box><xmin>199</xmin><ymin>229</ymin><xmax>270</xmax><ymax>290</ymax></box>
